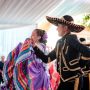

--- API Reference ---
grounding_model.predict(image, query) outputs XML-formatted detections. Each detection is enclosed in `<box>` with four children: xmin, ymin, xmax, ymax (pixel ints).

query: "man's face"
<box><xmin>57</xmin><ymin>24</ymin><xmax>67</xmax><ymax>37</ymax></box>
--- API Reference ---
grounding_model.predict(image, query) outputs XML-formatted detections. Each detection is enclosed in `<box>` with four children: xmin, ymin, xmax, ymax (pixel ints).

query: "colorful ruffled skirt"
<box><xmin>2</xmin><ymin>38</ymin><xmax>60</xmax><ymax>90</ymax></box>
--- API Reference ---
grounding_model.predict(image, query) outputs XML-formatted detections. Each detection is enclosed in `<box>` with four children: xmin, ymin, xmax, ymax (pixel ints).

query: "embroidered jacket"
<box><xmin>34</xmin><ymin>33</ymin><xmax>90</xmax><ymax>82</ymax></box>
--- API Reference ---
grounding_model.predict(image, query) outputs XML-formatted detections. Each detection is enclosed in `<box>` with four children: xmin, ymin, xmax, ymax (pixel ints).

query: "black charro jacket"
<box><xmin>34</xmin><ymin>33</ymin><xmax>90</xmax><ymax>82</ymax></box>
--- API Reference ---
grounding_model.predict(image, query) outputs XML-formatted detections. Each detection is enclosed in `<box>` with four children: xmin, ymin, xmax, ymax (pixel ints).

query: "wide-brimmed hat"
<box><xmin>46</xmin><ymin>15</ymin><xmax>85</xmax><ymax>32</ymax></box>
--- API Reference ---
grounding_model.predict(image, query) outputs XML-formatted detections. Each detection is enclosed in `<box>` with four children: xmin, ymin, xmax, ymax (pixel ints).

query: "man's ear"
<box><xmin>64</xmin><ymin>26</ymin><xmax>68</xmax><ymax>30</ymax></box>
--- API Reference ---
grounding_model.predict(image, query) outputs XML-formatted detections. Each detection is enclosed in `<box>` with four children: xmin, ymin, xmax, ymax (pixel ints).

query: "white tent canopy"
<box><xmin>0</xmin><ymin>0</ymin><xmax>90</xmax><ymax>25</ymax></box>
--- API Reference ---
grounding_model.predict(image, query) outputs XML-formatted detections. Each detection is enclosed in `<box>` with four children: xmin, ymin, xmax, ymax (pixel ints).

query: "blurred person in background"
<box><xmin>0</xmin><ymin>56</ymin><xmax>5</xmax><ymax>84</ymax></box>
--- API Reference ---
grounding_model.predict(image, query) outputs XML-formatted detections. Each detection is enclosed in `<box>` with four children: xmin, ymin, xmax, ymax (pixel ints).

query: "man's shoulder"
<box><xmin>66</xmin><ymin>34</ymin><xmax>77</xmax><ymax>40</ymax></box>
<box><xmin>67</xmin><ymin>34</ymin><xmax>77</xmax><ymax>38</ymax></box>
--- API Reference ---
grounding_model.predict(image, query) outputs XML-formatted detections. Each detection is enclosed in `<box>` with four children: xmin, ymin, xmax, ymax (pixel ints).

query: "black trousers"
<box><xmin>57</xmin><ymin>80</ymin><xmax>75</xmax><ymax>90</ymax></box>
<box><xmin>58</xmin><ymin>77</ymin><xmax>89</xmax><ymax>90</ymax></box>
<box><xmin>79</xmin><ymin>76</ymin><xmax>89</xmax><ymax>90</ymax></box>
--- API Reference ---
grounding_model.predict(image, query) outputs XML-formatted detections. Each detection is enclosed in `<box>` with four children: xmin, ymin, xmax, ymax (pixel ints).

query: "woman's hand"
<box><xmin>30</xmin><ymin>38</ymin><xmax>36</xmax><ymax>47</ymax></box>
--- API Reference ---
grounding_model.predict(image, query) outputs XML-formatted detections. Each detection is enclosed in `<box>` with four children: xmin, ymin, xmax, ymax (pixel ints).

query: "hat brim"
<box><xmin>46</xmin><ymin>16</ymin><xmax>85</xmax><ymax>33</ymax></box>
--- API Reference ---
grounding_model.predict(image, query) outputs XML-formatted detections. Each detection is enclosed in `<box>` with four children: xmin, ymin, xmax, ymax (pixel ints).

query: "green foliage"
<box><xmin>82</xmin><ymin>14</ymin><xmax>90</xmax><ymax>27</ymax></box>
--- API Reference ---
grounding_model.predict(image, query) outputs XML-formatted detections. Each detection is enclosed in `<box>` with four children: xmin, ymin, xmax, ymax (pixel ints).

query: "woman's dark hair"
<box><xmin>35</xmin><ymin>29</ymin><xmax>47</xmax><ymax>45</ymax></box>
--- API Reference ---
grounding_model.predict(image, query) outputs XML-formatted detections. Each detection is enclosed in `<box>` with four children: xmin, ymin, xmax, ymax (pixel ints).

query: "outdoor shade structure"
<box><xmin>0</xmin><ymin>0</ymin><xmax>90</xmax><ymax>26</ymax></box>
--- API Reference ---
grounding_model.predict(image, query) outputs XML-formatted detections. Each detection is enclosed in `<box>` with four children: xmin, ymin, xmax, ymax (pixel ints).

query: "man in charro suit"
<box><xmin>33</xmin><ymin>15</ymin><xmax>90</xmax><ymax>90</ymax></box>
<box><xmin>79</xmin><ymin>38</ymin><xmax>90</xmax><ymax>90</ymax></box>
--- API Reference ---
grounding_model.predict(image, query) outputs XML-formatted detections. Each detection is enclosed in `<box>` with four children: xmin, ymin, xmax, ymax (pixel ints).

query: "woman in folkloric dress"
<box><xmin>1</xmin><ymin>29</ymin><xmax>60</xmax><ymax>90</ymax></box>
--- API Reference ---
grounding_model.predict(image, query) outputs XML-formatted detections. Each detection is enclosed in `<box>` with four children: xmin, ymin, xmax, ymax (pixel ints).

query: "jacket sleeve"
<box><xmin>33</xmin><ymin>47</ymin><xmax>56</xmax><ymax>63</ymax></box>
<box><xmin>66</xmin><ymin>35</ymin><xmax>90</xmax><ymax>59</ymax></box>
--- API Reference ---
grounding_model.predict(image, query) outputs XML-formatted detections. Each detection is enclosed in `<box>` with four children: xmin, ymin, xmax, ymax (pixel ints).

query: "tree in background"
<box><xmin>82</xmin><ymin>14</ymin><xmax>90</xmax><ymax>31</ymax></box>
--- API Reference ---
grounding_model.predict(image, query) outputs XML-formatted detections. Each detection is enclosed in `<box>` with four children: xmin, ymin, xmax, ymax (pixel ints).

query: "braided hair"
<box><xmin>35</xmin><ymin>29</ymin><xmax>48</xmax><ymax>45</ymax></box>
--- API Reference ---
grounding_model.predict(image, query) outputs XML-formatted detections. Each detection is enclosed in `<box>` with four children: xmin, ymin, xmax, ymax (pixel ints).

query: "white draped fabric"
<box><xmin>0</xmin><ymin>25</ymin><xmax>36</xmax><ymax>60</ymax></box>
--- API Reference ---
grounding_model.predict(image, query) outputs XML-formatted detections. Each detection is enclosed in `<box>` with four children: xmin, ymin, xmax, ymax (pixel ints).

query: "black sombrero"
<box><xmin>46</xmin><ymin>15</ymin><xmax>85</xmax><ymax>33</ymax></box>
